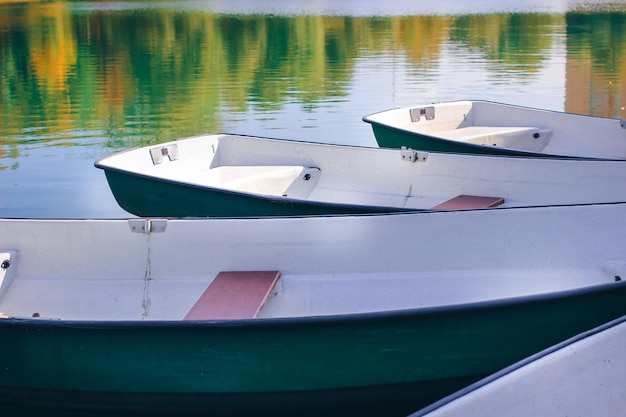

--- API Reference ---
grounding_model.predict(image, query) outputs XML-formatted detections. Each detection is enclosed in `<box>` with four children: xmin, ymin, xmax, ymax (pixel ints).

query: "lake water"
<box><xmin>1</xmin><ymin>0</ymin><xmax>625</xmax><ymax>218</ymax></box>
<box><xmin>0</xmin><ymin>2</ymin><xmax>625</xmax><ymax>417</ymax></box>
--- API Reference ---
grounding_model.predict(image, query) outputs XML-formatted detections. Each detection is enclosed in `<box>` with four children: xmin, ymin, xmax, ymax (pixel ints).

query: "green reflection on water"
<box><xmin>1</xmin><ymin>5</ymin><xmax>623</xmax><ymax>155</ymax></box>
<box><xmin>0</xmin><ymin>2</ymin><xmax>625</xmax><ymax>217</ymax></box>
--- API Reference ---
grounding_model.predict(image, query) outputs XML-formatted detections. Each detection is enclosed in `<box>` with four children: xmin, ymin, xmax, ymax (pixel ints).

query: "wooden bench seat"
<box><xmin>184</xmin><ymin>271</ymin><xmax>281</xmax><ymax>320</ymax></box>
<box><xmin>431</xmin><ymin>195</ymin><xmax>504</xmax><ymax>210</ymax></box>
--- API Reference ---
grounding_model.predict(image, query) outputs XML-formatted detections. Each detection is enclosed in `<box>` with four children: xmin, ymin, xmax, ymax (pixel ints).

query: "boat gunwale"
<box><xmin>4</xmin><ymin>200</ymin><xmax>626</xmax><ymax>221</ymax></box>
<box><xmin>2</xmin><ymin>279</ymin><xmax>625</xmax><ymax>329</ymax></box>
<box><xmin>363</xmin><ymin>100</ymin><xmax>624</xmax><ymax>125</ymax></box>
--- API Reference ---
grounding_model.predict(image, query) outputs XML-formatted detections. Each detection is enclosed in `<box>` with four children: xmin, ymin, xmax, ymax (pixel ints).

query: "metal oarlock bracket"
<box><xmin>150</xmin><ymin>144</ymin><xmax>180</xmax><ymax>165</ymax></box>
<box><xmin>128</xmin><ymin>219</ymin><xmax>168</xmax><ymax>234</ymax></box>
<box><xmin>400</xmin><ymin>147</ymin><xmax>428</xmax><ymax>162</ymax></box>
<box><xmin>409</xmin><ymin>106</ymin><xmax>435</xmax><ymax>122</ymax></box>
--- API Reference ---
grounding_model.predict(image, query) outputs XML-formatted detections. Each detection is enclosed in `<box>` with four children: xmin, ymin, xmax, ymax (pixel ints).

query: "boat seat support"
<box><xmin>184</xmin><ymin>271</ymin><xmax>281</xmax><ymax>320</ymax></box>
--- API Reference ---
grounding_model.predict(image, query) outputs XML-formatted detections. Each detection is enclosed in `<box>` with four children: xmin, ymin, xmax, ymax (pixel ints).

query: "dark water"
<box><xmin>0</xmin><ymin>0</ymin><xmax>625</xmax><ymax>218</ymax></box>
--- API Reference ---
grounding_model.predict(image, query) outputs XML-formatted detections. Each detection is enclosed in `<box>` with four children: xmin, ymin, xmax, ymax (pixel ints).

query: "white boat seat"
<box><xmin>184</xmin><ymin>271</ymin><xmax>281</xmax><ymax>320</ymax></box>
<box><xmin>437</xmin><ymin>126</ymin><xmax>552</xmax><ymax>152</ymax></box>
<box><xmin>206</xmin><ymin>166</ymin><xmax>321</xmax><ymax>199</ymax></box>
<box><xmin>432</xmin><ymin>195</ymin><xmax>504</xmax><ymax>210</ymax></box>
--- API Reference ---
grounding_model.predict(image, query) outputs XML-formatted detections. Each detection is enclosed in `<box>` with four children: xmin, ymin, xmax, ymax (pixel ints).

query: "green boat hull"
<box><xmin>369</xmin><ymin>124</ymin><xmax>577</xmax><ymax>158</ymax></box>
<box><xmin>1</xmin><ymin>281</ymin><xmax>626</xmax><ymax>416</ymax></box>
<box><xmin>103</xmin><ymin>169</ymin><xmax>408</xmax><ymax>218</ymax></box>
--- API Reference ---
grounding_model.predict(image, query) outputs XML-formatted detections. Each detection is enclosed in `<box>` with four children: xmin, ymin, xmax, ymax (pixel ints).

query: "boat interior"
<box><xmin>407</xmin><ymin>102</ymin><xmax>553</xmax><ymax>152</ymax></box>
<box><xmin>0</xmin><ymin>248</ymin><xmax>623</xmax><ymax>322</ymax></box>
<box><xmin>2</xmin><ymin>203</ymin><xmax>626</xmax><ymax>323</ymax></box>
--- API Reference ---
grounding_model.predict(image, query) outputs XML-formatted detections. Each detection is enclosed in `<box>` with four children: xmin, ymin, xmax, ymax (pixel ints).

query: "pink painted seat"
<box><xmin>184</xmin><ymin>271</ymin><xmax>281</xmax><ymax>320</ymax></box>
<box><xmin>431</xmin><ymin>195</ymin><xmax>504</xmax><ymax>210</ymax></box>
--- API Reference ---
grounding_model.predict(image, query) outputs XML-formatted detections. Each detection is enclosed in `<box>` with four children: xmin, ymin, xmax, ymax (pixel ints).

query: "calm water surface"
<box><xmin>0</xmin><ymin>2</ymin><xmax>625</xmax><ymax>417</ymax></box>
<box><xmin>1</xmin><ymin>0</ymin><xmax>625</xmax><ymax>218</ymax></box>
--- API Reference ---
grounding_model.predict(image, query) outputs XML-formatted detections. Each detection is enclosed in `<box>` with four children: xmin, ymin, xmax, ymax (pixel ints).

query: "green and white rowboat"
<box><xmin>96</xmin><ymin>133</ymin><xmax>626</xmax><ymax>217</ymax></box>
<box><xmin>2</xmin><ymin>202</ymin><xmax>626</xmax><ymax>416</ymax></box>
<box><xmin>363</xmin><ymin>100</ymin><xmax>626</xmax><ymax>159</ymax></box>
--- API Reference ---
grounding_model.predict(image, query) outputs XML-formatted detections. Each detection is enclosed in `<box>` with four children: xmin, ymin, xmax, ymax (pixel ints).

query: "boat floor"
<box><xmin>0</xmin><ymin>269</ymin><xmax>616</xmax><ymax>321</ymax></box>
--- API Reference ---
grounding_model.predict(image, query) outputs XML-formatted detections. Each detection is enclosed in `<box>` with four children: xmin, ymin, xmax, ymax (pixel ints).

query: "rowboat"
<box><xmin>2</xmin><ymin>202</ymin><xmax>626</xmax><ymax>416</ymax></box>
<box><xmin>95</xmin><ymin>133</ymin><xmax>626</xmax><ymax>217</ymax></box>
<box><xmin>409</xmin><ymin>315</ymin><xmax>626</xmax><ymax>417</ymax></box>
<box><xmin>363</xmin><ymin>100</ymin><xmax>626</xmax><ymax>159</ymax></box>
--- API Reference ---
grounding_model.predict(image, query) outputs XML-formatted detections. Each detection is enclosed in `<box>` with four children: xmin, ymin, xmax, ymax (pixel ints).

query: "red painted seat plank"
<box><xmin>432</xmin><ymin>195</ymin><xmax>504</xmax><ymax>210</ymax></box>
<box><xmin>184</xmin><ymin>271</ymin><xmax>281</xmax><ymax>320</ymax></box>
